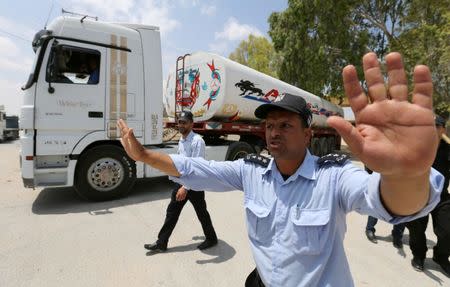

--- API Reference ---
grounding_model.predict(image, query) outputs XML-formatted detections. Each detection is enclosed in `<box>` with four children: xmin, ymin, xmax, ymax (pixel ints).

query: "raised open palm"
<box><xmin>328</xmin><ymin>52</ymin><xmax>438</xmax><ymax>177</ymax></box>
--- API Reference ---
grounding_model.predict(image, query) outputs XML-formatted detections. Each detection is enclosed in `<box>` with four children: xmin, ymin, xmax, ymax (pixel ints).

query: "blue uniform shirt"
<box><xmin>169</xmin><ymin>150</ymin><xmax>443</xmax><ymax>287</ymax></box>
<box><xmin>178</xmin><ymin>131</ymin><xmax>205</xmax><ymax>158</ymax></box>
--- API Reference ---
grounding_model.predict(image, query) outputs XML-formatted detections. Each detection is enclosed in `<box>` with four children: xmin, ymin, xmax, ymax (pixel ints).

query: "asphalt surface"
<box><xmin>0</xmin><ymin>140</ymin><xmax>448</xmax><ymax>287</ymax></box>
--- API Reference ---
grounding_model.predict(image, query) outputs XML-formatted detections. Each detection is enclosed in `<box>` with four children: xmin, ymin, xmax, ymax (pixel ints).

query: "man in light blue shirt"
<box><xmin>144</xmin><ymin>111</ymin><xmax>218</xmax><ymax>252</ymax></box>
<box><xmin>118</xmin><ymin>52</ymin><xmax>444</xmax><ymax>286</ymax></box>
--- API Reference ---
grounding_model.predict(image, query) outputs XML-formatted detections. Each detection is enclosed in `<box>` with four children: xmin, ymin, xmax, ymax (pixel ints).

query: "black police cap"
<box><xmin>254</xmin><ymin>93</ymin><xmax>312</xmax><ymax>127</ymax></box>
<box><xmin>178</xmin><ymin>111</ymin><xmax>194</xmax><ymax>122</ymax></box>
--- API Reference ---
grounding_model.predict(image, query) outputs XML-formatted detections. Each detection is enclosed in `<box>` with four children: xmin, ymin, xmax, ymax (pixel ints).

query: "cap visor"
<box><xmin>255</xmin><ymin>103</ymin><xmax>301</xmax><ymax>119</ymax></box>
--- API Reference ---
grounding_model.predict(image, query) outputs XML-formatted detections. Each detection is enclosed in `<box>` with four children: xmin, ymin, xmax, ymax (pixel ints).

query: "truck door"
<box><xmin>35</xmin><ymin>39</ymin><xmax>107</xmax><ymax>152</ymax></box>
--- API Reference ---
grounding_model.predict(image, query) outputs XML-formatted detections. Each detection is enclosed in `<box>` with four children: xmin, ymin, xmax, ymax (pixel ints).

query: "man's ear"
<box><xmin>304</xmin><ymin>128</ymin><xmax>312</xmax><ymax>145</ymax></box>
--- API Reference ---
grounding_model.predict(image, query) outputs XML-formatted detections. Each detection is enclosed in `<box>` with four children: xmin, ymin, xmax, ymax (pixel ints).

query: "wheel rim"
<box><xmin>87</xmin><ymin>157</ymin><xmax>124</xmax><ymax>192</ymax></box>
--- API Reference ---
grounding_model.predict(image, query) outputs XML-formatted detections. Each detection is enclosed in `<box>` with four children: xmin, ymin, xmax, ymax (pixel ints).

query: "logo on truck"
<box><xmin>203</xmin><ymin>60</ymin><xmax>221</xmax><ymax>109</ymax></box>
<box><xmin>235</xmin><ymin>79</ymin><xmax>280</xmax><ymax>103</ymax></box>
<box><xmin>235</xmin><ymin>79</ymin><xmax>340</xmax><ymax>118</ymax></box>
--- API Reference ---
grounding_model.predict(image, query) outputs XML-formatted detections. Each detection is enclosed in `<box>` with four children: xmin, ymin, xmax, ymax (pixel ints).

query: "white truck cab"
<box><xmin>20</xmin><ymin>16</ymin><xmax>176</xmax><ymax>200</ymax></box>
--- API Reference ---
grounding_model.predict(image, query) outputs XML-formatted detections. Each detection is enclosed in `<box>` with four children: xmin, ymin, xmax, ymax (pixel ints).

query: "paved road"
<box><xmin>0</xmin><ymin>140</ymin><xmax>448</xmax><ymax>287</ymax></box>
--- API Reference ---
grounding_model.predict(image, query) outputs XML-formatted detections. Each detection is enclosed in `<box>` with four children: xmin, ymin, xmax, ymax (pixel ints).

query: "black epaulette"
<box><xmin>317</xmin><ymin>153</ymin><xmax>350</xmax><ymax>167</ymax></box>
<box><xmin>244</xmin><ymin>154</ymin><xmax>270</xmax><ymax>167</ymax></box>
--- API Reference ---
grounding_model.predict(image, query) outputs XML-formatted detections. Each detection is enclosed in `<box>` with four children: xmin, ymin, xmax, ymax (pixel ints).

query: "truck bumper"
<box><xmin>22</xmin><ymin>177</ymin><xmax>34</xmax><ymax>188</ymax></box>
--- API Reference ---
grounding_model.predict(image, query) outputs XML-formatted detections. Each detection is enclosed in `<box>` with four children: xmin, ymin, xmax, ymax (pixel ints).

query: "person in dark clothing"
<box><xmin>87</xmin><ymin>56</ymin><xmax>99</xmax><ymax>84</ymax></box>
<box><xmin>365</xmin><ymin>216</ymin><xmax>406</xmax><ymax>248</ymax></box>
<box><xmin>144</xmin><ymin>111</ymin><xmax>218</xmax><ymax>252</ymax></box>
<box><xmin>364</xmin><ymin>166</ymin><xmax>406</xmax><ymax>248</ymax></box>
<box><xmin>406</xmin><ymin>115</ymin><xmax>450</xmax><ymax>276</ymax></box>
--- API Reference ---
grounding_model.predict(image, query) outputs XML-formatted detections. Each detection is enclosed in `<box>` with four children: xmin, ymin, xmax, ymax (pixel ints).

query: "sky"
<box><xmin>0</xmin><ymin>0</ymin><xmax>287</xmax><ymax>115</ymax></box>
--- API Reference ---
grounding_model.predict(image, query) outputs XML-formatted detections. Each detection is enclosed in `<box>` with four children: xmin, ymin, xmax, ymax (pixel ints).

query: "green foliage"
<box><xmin>268</xmin><ymin>0</ymin><xmax>369</xmax><ymax>102</ymax></box>
<box><xmin>229</xmin><ymin>35</ymin><xmax>281</xmax><ymax>78</ymax></box>
<box><xmin>393</xmin><ymin>0</ymin><xmax>449</xmax><ymax>115</ymax></box>
<box><xmin>267</xmin><ymin>0</ymin><xmax>449</xmax><ymax>108</ymax></box>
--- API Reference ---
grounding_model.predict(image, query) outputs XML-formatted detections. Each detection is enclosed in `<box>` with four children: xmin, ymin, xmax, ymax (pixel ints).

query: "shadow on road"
<box><xmin>375</xmin><ymin>234</ymin><xmax>436</xmax><ymax>249</ymax></box>
<box><xmin>422</xmin><ymin>258</ymin><xmax>449</xmax><ymax>285</ymax></box>
<box><xmin>145</xmin><ymin>236</ymin><xmax>236</xmax><ymax>265</ymax></box>
<box><xmin>32</xmin><ymin>177</ymin><xmax>175</xmax><ymax>215</ymax></box>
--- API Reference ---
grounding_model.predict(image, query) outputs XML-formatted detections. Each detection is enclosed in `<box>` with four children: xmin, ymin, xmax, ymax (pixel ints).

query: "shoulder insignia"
<box><xmin>317</xmin><ymin>153</ymin><xmax>350</xmax><ymax>167</ymax></box>
<box><xmin>244</xmin><ymin>154</ymin><xmax>270</xmax><ymax>167</ymax></box>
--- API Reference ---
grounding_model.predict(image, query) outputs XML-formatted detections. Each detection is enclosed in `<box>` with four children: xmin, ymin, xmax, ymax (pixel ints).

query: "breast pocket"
<box><xmin>245</xmin><ymin>201</ymin><xmax>274</xmax><ymax>245</ymax></box>
<box><xmin>290</xmin><ymin>208</ymin><xmax>330</xmax><ymax>255</ymax></box>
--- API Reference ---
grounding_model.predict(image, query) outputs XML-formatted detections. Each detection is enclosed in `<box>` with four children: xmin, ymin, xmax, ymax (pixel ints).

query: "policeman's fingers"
<box><xmin>412</xmin><ymin>65</ymin><xmax>433</xmax><ymax>110</ymax></box>
<box><xmin>327</xmin><ymin>116</ymin><xmax>364</xmax><ymax>157</ymax></box>
<box><xmin>386</xmin><ymin>52</ymin><xmax>408</xmax><ymax>102</ymax></box>
<box><xmin>362</xmin><ymin>52</ymin><xmax>387</xmax><ymax>102</ymax></box>
<box><xmin>117</xmin><ymin>119</ymin><xmax>131</xmax><ymax>136</ymax></box>
<box><xmin>343</xmin><ymin>65</ymin><xmax>368</xmax><ymax>115</ymax></box>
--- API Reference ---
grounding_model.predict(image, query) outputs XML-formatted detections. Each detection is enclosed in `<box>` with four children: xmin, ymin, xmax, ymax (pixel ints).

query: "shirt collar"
<box><xmin>180</xmin><ymin>130</ymin><xmax>195</xmax><ymax>142</ymax></box>
<box><xmin>262</xmin><ymin>149</ymin><xmax>317</xmax><ymax>181</ymax></box>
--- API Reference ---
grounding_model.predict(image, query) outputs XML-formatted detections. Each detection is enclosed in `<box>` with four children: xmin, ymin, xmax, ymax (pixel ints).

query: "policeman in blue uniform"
<box><xmin>144</xmin><ymin>111</ymin><xmax>218</xmax><ymax>252</ymax></box>
<box><xmin>118</xmin><ymin>52</ymin><xmax>444</xmax><ymax>287</ymax></box>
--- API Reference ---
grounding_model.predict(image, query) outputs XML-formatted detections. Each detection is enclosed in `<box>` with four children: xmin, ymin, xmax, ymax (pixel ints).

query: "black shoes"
<box><xmin>432</xmin><ymin>255</ymin><xmax>450</xmax><ymax>277</ymax></box>
<box><xmin>411</xmin><ymin>257</ymin><xmax>425</xmax><ymax>272</ymax></box>
<box><xmin>144</xmin><ymin>239</ymin><xmax>218</xmax><ymax>252</ymax></box>
<box><xmin>197</xmin><ymin>238</ymin><xmax>218</xmax><ymax>250</ymax></box>
<box><xmin>392</xmin><ymin>237</ymin><xmax>403</xmax><ymax>249</ymax></box>
<box><xmin>365</xmin><ymin>230</ymin><xmax>377</xmax><ymax>243</ymax></box>
<box><xmin>144</xmin><ymin>242</ymin><xmax>167</xmax><ymax>252</ymax></box>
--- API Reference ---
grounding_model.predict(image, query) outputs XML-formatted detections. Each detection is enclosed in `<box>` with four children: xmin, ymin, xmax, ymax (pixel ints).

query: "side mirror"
<box><xmin>47</xmin><ymin>67</ymin><xmax>55</xmax><ymax>94</ymax></box>
<box><xmin>48</xmin><ymin>81</ymin><xmax>55</xmax><ymax>94</ymax></box>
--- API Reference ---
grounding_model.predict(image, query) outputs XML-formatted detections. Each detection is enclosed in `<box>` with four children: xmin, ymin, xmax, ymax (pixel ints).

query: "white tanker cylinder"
<box><xmin>164</xmin><ymin>51</ymin><xmax>343</xmax><ymax>127</ymax></box>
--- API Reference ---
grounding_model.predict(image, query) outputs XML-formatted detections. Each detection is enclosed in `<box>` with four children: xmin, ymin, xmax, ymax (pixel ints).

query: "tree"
<box><xmin>268</xmin><ymin>0</ymin><xmax>449</xmax><ymax>110</ymax></box>
<box><xmin>394</xmin><ymin>0</ymin><xmax>450</xmax><ymax>118</ymax></box>
<box><xmin>354</xmin><ymin>0</ymin><xmax>449</xmax><ymax>116</ymax></box>
<box><xmin>229</xmin><ymin>35</ymin><xmax>281</xmax><ymax>78</ymax></box>
<box><xmin>268</xmin><ymin>0</ymin><xmax>370</xmax><ymax>103</ymax></box>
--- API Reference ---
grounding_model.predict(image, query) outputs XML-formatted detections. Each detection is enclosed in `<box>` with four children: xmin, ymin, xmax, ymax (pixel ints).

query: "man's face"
<box><xmin>177</xmin><ymin>119</ymin><xmax>193</xmax><ymax>135</ymax></box>
<box><xmin>265</xmin><ymin>109</ymin><xmax>311</xmax><ymax>160</ymax></box>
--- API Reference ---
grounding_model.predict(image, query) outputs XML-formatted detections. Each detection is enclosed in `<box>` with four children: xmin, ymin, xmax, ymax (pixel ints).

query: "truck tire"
<box><xmin>327</xmin><ymin>137</ymin><xmax>336</xmax><ymax>154</ymax></box>
<box><xmin>225</xmin><ymin>141</ymin><xmax>255</xmax><ymax>161</ymax></box>
<box><xmin>319</xmin><ymin>137</ymin><xmax>328</xmax><ymax>156</ymax></box>
<box><xmin>74</xmin><ymin>145</ymin><xmax>136</xmax><ymax>201</ymax></box>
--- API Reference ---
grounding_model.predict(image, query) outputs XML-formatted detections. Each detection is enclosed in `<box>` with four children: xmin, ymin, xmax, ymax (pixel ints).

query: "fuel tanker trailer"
<box><xmin>164</xmin><ymin>51</ymin><xmax>344</xmax><ymax>157</ymax></box>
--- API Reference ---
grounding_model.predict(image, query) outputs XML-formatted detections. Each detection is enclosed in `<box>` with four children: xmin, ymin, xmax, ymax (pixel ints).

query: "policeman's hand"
<box><xmin>328</xmin><ymin>52</ymin><xmax>437</xmax><ymax>177</ymax></box>
<box><xmin>118</xmin><ymin>119</ymin><xmax>146</xmax><ymax>162</ymax></box>
<box><xmin>176</xmin><ymin>187</ymin><xmax>187</xmax><ymax>201</ymax></box>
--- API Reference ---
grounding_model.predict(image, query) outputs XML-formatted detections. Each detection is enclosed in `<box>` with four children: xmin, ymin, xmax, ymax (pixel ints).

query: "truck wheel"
<box><xmin>319</xmin><ymin>137</ymin><xmax>328</xmax><ymax>156</ymax></box>
<box><xmin>310</xmin><ymin>138</ymin><xmax>320</xmax><ymax>156</ymax></box>
<box><xmin>225</xmin><ymin>141</ymin><xmax>255</xmax><ymax>161</ymax></box>
<box><xmin>74</xmin><ymin>145</ymin><xmax>136</xmax><ymax>201</ymax></box>
<box><xmin>327</xmin><ymin>137</ymin><xmax>336</xmax><ymax>154</ymax></box>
